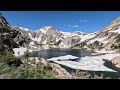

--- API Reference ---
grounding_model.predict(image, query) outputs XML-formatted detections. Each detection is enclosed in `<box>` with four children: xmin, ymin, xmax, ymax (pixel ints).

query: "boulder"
<box><xmin>51</xmin><ymin>63</ymin><xmax>72</xmax><ymax>79</ymax></box>
<box><xmin>112</xmin><ymin>56</ymin><xmax>120</xmax><ymax>71</ymax></box>
<box><xmin>25</xmin><ymin>57</ymin><xmax>72</xmax><ymax>79</ymax></box>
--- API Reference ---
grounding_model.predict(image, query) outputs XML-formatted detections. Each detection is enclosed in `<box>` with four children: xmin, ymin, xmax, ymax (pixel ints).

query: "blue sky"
<box><xmin>1</xmin><ymin>11</ymin><xmax>120</xmax><ymax>33</ymax></box>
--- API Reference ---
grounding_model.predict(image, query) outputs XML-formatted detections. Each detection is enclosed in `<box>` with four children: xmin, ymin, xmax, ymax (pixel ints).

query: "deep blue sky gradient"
<box><xmin>1</xmin><ymin>11</ymin><xmax>120</xmax><ymax>33</ymax></box>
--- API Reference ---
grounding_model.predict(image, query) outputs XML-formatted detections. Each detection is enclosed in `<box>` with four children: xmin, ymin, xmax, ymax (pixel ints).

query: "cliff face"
<box><xmin>0</xmin><ymin>13</ymin><xmax>32</xmax><ymax>55</ymax></box>
<box><xmin>0</xmin><ymin>13</ymin><xmax>18</xmax><ymax>54</ymax></box>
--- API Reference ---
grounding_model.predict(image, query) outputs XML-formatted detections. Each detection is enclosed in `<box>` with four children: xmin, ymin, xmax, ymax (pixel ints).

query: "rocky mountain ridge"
<box><xmin>12</xmin><ymin>25</ymin><xmax>84</xmax><ymax>50</ymax></box>
<box><xmin>72</xmin><ymin>16</ymin><xmax>120</xmax><ymax>51</ymax></box>
<box><xmin>1</xmin><ymin>12</ymin><xmax>120</xmax><ymax>51</ymax></box>
<box><xmin>15</xmin><ymin>18</ymin><xmax>120</xmax><ymax>51</ymax></box>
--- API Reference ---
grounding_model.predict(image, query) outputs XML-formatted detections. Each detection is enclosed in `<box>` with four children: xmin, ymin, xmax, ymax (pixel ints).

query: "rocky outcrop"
<box><xmin>112</xmin><ymin>56</ymin><xmax>120</xmax><ymax>71</ymax></box>
<box><xmin>12</xmin><ymin>26</ymin><xmax>32</xmax><ymax>47</ymax></box>
<box><xmin>0</xmin><ymin>13</ymin><xmax>23</xmax><ymax>67</ymax></box>
<box><xmin>60</xmin><ymin>36</ymin><xmax>80</xmax><ymax>48</ymax></box>
<box><xmin>82</xmin><ymin>16</ymin><xmax>120</xmax><ymax>50</ymax></box>
<box><xmin>0</xmin><ymin>13</ymin><xmax>19</xmax><ymax>53</ymax></box>
<box><xmin>50</xmin><ymin>63</ymin><xmax>72</xmax><ymax>79</ymax></box>
<box><xmin>23</xmin><ymin>57</ymin><xmax>72</xmax><ymax>79</ymax></box>
<box><xmin>0</xmin><ymin>13</ymin><xmax>32</xmax><ymax>52</ymax></box>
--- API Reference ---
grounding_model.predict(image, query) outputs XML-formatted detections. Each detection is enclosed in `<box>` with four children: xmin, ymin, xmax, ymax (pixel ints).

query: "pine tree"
<box><xmin>24</xmin><ymin>45</ymin><xmax>30</xmax><ymax>78</ymax></box>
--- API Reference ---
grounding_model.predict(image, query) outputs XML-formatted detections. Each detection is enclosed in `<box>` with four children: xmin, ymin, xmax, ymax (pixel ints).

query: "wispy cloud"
<box><xmin>72</xmin><ymin>25</ymin><xmax>79</xmax><ymax>28</ymax></box>
<box><xmin>79</xmin><ymin>19</ymin><xmax>88</xmax><ymax>22</ymax></box>
<box><xmin>68</xmin><ymin>24</ymin><xmax>79</xmax><ymax>28</ymax></box>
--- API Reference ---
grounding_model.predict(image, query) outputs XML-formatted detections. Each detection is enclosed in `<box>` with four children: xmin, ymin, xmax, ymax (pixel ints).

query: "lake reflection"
<box><xmin>30</xmin><ymin>48</ymin><xmax>92</xmax><ymax>59</ymax></box>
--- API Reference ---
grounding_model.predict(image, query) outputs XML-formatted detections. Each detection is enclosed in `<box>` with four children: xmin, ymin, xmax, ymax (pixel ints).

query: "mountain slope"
<box><xmin>73</xmin><ymin>16</ymin><xmax>120</xmax><ymax>51</ymax></box>
<box><xmin>12</xmin><ymin>26</ymin><xmax>84</xmax><ymax>50</ymax></box>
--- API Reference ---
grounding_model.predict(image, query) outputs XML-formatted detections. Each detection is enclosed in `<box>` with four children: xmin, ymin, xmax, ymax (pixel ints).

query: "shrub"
<box><xmin>72</xmin><ymin>69</ymin><xmax>91</xmax><ymax>79</ymax></box>
<box><xmin>9</xmin><ymin>64</ymin><xmax>58</xmax><ymax>79</ymax></box>
<box><xmin>0</xmin><ymin>49</ymin><xmax>15</xmax><ymax>63</ymax></box>
<box><xmin>30</xmin><ymin>57</ymin><xmax>36</xmax><ymax>64</ymax></box>
<box><xmin>72</xmin><ymin>70</ymin><xmax>111</xmax><ymax>79</ymax></box>
<box><xmin>71</xmin><ymin>41</ymin><xmax>87</xmax><ymax>49</ymax></box>
<box><xmin>44</xmin><ymin>63</ymin><xmax>53</xmax><ymax>71</ymax></box>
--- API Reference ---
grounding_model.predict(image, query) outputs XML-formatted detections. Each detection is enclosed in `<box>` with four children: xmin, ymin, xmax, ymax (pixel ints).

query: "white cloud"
<box><xmin>68</xmin><ymin>24</ymin><xmax>79</xmax><ymax>28</ymax></box>
<box><xmin>79</xmin><ymin>20</ymin><xmax>82</xmax><ymax>22</ymax></box>
<box><xmin>68</xmin><ymin>25</ymin><xmax>72</xmax><ymax>27</ymax></box>
<box><xmin>79</xmin><ymin>19</ymin><xmax>88</xmax><ymax>22</ymax></box>
<box><xmin>73</xmin><ymin>25</ymin><xmax>78</xmax><ymax>28</ymax></box>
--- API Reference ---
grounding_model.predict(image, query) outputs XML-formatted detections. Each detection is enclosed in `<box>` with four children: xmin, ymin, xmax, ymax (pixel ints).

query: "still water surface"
<box><xmin>30</xmin><ymin>48</ymin><xmax>92</xmax><ymax>59</ymax></box>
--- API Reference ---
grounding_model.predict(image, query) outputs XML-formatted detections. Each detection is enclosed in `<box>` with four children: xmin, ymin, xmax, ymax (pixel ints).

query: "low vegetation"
<box><xmin>0</xmin><ymin>47</ymin><xmax>119</xmax><ymax>79</ymax></box>
<box><xmin>0</xmin><ymin>46</ymin><xmax>59</xmax><ymax>79</ymax></box>
<box><xmin>0</xmin><ymin>43</ymin><xmax>111</xmax><ymax>79</ymax></box>
<box><xmin>0</xmin><ymin>34</ymin><xmax>118</xmax><ymax>79</ymax></box>
<box><xmin>111</xmin><ymin>34</ymin><xmax>120</xmax><ymax>51</ymax></box>
<box><xmin>71</xmin><ymin>41</ymin><xmax>87</xmax><ymax>49</ymax></box>
<box><xmin>88</xmin><ymin>40</ymin><xmax>103</xmax><ymax>51</ymax></box>
<box><xmin>71</xmin><ymin>40</ymin><xmax>103</xmax><ymax>51</ymax></box>
<box><xmin>71</xmin><ymin>69</ymin><xmax>111</xmax><ymax>79</ymax></box>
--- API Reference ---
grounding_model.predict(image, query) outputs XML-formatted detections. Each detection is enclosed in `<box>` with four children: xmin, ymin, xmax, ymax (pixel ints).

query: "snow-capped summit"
<box><xmin>74</xmin><ymin>31</ymin><xmax>85</xmax><ymax>34</ymax></box>
<box><xmin>37</xmin><ymin>26</ymin><xmax>55</xmax><ymax>34</ymax></box>
<box><xmin>10</xmin><ymin>16</ymin><xmax>120</xmax><ymax>50</ymax></box>
<box><xmin>19</xmin><ymin>27</ymin><xmax>30</xmax><ymax>31</ymax></box>
<box><xmin>60</xmin><ymin>31</ymin><xmax>71</xmax><ymax>36</ymax></box>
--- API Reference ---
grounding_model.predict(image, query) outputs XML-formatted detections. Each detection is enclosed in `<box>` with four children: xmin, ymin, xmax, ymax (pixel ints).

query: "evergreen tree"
<box><xmin>24</xmin><ymin>45</ymin><xmax>30</xmax><ymax>77</ymax></box>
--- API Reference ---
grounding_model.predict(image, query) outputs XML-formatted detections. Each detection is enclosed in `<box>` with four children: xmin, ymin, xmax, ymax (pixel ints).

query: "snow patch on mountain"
<box><xmin>28</xmin><ymin>33</ymin><xmax>41</xmax><ymax>42</ymax></box>
<box><xmin>80</xmin><ymin>33</ymin><xmax>96</xmax><ymax>42</ymax></box>
<box><xmin>28</xmin><ymin>33</ymin><xmax>32</xmax><ymax>37</ymax></box>
<box><xmin>39</xmin><ymin>28</ymin><xmax>48</xmax><ymax>34</ymax></box>
<box><xmin>13</xmin><ymin>47</ymin><xmax>32</xmax><ymax>57</ymax></box>
<box><xmin>30</xmin><ymin>41</ymin><xmax>35</xmax><ymax>46</ymax></box>
<box><xmin>38</xmin><ymin>26</ymin><xmax>54</xmax><ymax>34</ymax></box>
<box><xmin>19</xmin><ymin>27</ymin><xmax>30</xmax><ymax>31</ymax></box>
<box><xmin>60</xmin><ymin>31</ymin><xmax>72</xmax><ymax>36</ymax></box>
<box><xmin>60</xmin><ymin>31</ymin><xmax>83</xmax><ymax>38</ymax></box>
<box><xmin>109</xmin><ymin>28</ymin><xmax>120</xmax><ymax>34</ymax></box>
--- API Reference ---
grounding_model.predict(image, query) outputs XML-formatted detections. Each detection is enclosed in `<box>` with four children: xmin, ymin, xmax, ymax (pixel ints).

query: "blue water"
<box><xmin>30</xmin><ymin>48</ymin><xmax>92</xmax><ymax>59</ymax></box>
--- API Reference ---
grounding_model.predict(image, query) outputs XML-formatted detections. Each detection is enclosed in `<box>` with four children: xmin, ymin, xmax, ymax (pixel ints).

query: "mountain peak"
<box><xmin>0</xmin><ymin>13</ymin><xmax>9</xmax><ymax>26</ymax></box>
<box><xmin>19</xmin><ymin>27</ymin><xmax>30</xmax><ymax>31</ymax></box>
<box><xmin>38</xmin><ymin>26</ymin><xmax>56</xmax><ymax>34</ymax></box>
<box><xmin>74</xmin><ymin>31</ymin><xmax>86</xmax><ymax>34</ymax></box>
<box><xmin>41</xmin><ymin>26</ymin><xmax>55</xmax><ymax>30</ymax></box>
<box><xmin>45</xmin><ymin>26</ymin><xmax>54</xmax><ymax>29</ymax></box>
